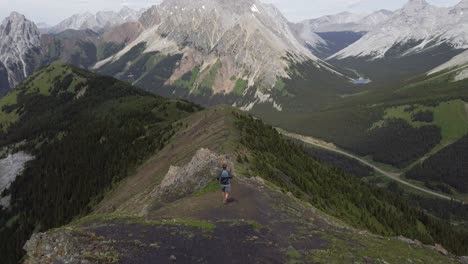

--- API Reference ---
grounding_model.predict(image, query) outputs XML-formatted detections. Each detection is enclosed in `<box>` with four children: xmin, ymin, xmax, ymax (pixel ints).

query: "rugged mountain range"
<box><xmin>332</xmin><ymin>0</ymin><xmax>468</xmax><ymax>60</ymax></box>
<box><xmin>46</xmin><ymin>7</ymin><xmax>144</xmax><ymax>34</ymax></box>
<box><xmin>0</xmin><ymin>1</ymin><xmax>466</xmax><ymax>108</ymax></box>
<box><xmin>94</xmin><ymin>0</ymin><xmax>348</xmax><ymax>111</ymax></box>
<box><xmin>0</xmin><ymin>10</ymin><xmax>145</xmax><ymax>92</ymax></box>
<box><xmin>0</xmin><ymin>12</ymin><xmax>42</xmax><ymax>93</ymax></box>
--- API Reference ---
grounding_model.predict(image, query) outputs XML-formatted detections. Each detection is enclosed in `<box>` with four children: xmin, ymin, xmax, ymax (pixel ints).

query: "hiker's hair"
<box><xmin>222</xmin><ymin>163</ymin><xmax>227</xmax><ymax>169</ymax></box>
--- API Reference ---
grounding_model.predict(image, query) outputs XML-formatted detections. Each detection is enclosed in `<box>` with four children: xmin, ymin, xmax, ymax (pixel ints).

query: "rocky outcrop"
<box><xmin>23</xmin><ymin>230</ymin><xmax>85</xmax><ymax>264</ymax></box>
<box><xmin>141</xmin><ymin>148</ymin><xmax>233</xmax><ymax>214</ymax></box>
<box><xmin>23</xmin><ymin>228</ymin><xmax>119</xmax><ymax>264</ymax></box>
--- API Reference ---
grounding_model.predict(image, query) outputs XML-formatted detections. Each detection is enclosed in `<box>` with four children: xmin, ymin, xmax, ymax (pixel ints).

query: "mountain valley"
<box><xmin>0</xmin><ymin>0</ymin><xmax>468</xmax><ymax>263</ymax></box>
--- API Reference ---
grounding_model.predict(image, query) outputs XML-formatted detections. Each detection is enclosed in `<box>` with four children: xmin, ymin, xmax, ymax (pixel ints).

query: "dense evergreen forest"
<box><xmin>354</xmin><ymin>119</ymin><xmax>441</xmax><ymax>168</ymax></box>
<box><xmin>295</xmin><ymin>138</ymin><xmax>468</xmax><ymax>229</ymax></box>
<box><xmin>235</xmin><ymin>113</ymin><xmax>468</xmax><ymax>256</ymax></box>
<box><xmin>387</xmin><ymin>181</ymin><xmax>468</xmax><ymax>227</ymax></box>
<box><xmin>406</xmin><ymin>134</ymin><xmax>468</xmax><ymax>193</ymax></box>
<box><xmin>0</xmin><ymin>63</ymin><xmax>201</xmax><ymax>263</ymax></box>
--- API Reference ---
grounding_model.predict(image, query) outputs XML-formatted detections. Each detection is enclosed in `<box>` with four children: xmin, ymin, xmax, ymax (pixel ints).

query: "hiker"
<box><xmin>217</xmin><ymin>163</ymin><xmax>233</xmax><ymax>204</ymax></box>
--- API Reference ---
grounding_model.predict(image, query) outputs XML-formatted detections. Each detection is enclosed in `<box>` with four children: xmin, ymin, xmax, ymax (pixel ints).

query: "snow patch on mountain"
<box><xmin>251</xmin><ymin>4</ymin><xmax>260</xmax><ymax>14</ymax></box>
<box><xmin>332</xmin><ymin>0</ymin><xmax>468</xmax><ymax>60</ymax></box>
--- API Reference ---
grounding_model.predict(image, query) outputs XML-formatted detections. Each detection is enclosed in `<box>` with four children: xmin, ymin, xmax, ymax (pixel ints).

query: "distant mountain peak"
<box><xmin>298</xmin><ymin>9</ymin><xmax>392</xmax><ymax>33</ymax></box>
<box><xmin>48</xmin><ymin>7</ymin><xmax>144</xmax><ymax>34</ymax></box>
<box><xmin>0</xmin><ymin>12</ymin><xmax>41</xmax><ymax>92</ymax></box>
<box><xmin>7</xmin><ymin>11</ymin><xmax>26</xmax><ymax>20</ymax></box>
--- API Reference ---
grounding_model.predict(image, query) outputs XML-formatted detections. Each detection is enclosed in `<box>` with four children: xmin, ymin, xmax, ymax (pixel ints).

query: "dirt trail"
<box><xmin>148</xmin><ymin>176</ymin><xmax>332</xmax><ymax>241</ymax></box>
<box><xmin>279</xmin><ymin>129</ymin><xmax>460</xmax><ymax>202</ymax></box>
<box><xmin>88</xmin><ymin>177</ymin><xmax>330</xmax><ymax>264</ymax></box>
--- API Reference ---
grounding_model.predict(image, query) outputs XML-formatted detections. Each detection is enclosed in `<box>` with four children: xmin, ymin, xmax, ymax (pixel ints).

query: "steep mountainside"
<box><xmin>94</xmin><ymin>0</ymin><xmax>350</xmax><ymax>111</ymax></box>
<box><xmin>47</xmin><ymin>7</ymin><xmax>144</xmax><ymax>34</ymax></box>
<box><xmin>0</xmin><ymin>62</ymin><xmax>201</xmax><ymax>263</ymax></box>
<box><xmin>0</xmin><ymin>12</ymin><xmax>42</xmax><ymax>93</ymax></box>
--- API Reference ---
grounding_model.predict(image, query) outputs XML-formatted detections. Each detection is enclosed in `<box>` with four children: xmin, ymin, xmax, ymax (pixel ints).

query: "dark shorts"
<box><xmin>221</xmin><ymin>185</ymin><xmax>231</xmax><ymax>193</ymax></box>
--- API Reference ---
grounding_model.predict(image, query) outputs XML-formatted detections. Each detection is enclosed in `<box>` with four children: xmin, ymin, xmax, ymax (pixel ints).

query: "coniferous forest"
<box><xmin>406</xmin><ymin>134</ymin><xmax>468</xmax><ymax>193</ymax></box>
<box><xmin>235</xmin><ymin>113</ymin><xmax>468</xmax><ymax>256</ymax></box>
<box><xmin>0</xmin><ymin>64</ymin><xmax>202</xmax><ymax>263</ymax></box>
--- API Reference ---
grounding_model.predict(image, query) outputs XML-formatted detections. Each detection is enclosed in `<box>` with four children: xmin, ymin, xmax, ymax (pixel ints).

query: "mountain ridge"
<box><xmin>46</xmin><ymin>7</ymin><xmax>145</xmax><ymax>34</ymax></box>
<box><xmin>298</xmin><ymin>9</ymin><xmax>393</xmax><ymax>33</ymax></box>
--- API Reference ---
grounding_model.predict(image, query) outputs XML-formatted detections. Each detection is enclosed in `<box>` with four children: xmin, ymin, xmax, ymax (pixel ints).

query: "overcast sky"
<box><xmin>0</xmin><ymin>0</ymin><xmax>461</xmax><ymax>25</ymax></box>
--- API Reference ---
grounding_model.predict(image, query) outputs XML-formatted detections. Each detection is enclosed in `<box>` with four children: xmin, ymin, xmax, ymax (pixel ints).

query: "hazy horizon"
<box><xmin>0</xmin><ymin>0</ymin><xmax>460</xmax><ymax>26</ymax></box>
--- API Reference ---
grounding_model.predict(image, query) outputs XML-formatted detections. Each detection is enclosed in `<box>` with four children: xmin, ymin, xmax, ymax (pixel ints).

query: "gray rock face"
<box><xmin>0</xmin><ymin>152</ymin><xmax>34</xmax><ymax>208</ymax></box>
<box><xmin>141</xmin><ymin>148</ymin><xmax>232</xmax><ymax>214</ymax></box>
<box><xmin>0</xmin><ymin>12</ymin><xmax>41</xmax><ymax>92</ymax></box>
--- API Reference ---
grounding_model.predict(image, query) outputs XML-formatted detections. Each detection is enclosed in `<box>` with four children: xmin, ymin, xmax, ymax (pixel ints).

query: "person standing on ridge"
<box><xmin>217</xmin><ymin>163</ymin><xmax>233</xmax><ymax>204</ymax></box>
